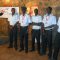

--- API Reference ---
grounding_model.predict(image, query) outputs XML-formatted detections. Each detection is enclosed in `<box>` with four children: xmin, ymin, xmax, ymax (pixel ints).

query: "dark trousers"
<box><xmin>42</xmin><ymin>30</ymin><xmax>52</xmax><ymax>57</ymax></box>
<box><xmin>20</xmin><ymin>26</ymin><xmax>28</xmax><ymax>51</ymax></box>
<box><xmin>41</xmin><ymin>32</ymin><xmax>46</xmax><ymax>54</ymax></box>
<box><xmin>32</xmin><ymin>29</ymin><xmax>40</xmax><ymax>53</ymax></box>
<box><xmin>53</xmin><ymin>48</ymin><xmax>59</xmax><ymax>60</ymax></box>
<box><xmin>9</xmin><ymin>26</ymin><xmax>18</xmax><ymax>48</ymax></box>
<box><xmin>53</xmin><ymin>32</ymin><xmax>60</xmax><ymax>60</ymax></box>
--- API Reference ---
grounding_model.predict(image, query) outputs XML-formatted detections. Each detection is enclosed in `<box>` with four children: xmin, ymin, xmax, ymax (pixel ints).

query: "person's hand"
<box><xmin>41</xmin><ymin>23</ymin><xmax>45</xmax><ymax>33</ymax></box>
<box><xmin>8</xmin><ymin>25</ymin><xmax>13</xmax><ymax>32</ymax></box>
<box><xmin>18</xmin><ymin>27</ymin><xmax>20</xmax><ymax>32</ymax></box>
<box><xmin>41</xmin><ymin>23</ymin><xmax>44</xmax><ymax>27</ymax></box>
<box><xmin>41</xmin><ymin>27</ymin><xmax>44</xmax><ymax>32</ymax></box>
<box><xmin>17</xmin><ymin>23</ymin><xmax>20</xmax><ymax>32</ymax></box>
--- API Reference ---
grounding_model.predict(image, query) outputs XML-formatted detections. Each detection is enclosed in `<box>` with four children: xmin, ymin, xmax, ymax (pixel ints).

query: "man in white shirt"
<box><xmin>19</xmin><ymin>6</ymin><xmax>31</xmax><ymax>53</ymax></box>
<box><xmin>52</xmin><ymin>17</ymin><xmax>60</xmax><ymax>60</ymax></box>
<box><xmin>42</xmin><ymin>7</ymin><xmax>56</xmax><ymax>59</ymax></box>
<box><xmin>8</xmin><ymin>8</ymin><xmax>19</xmax><ymax>50</ymax></box>
<box><xmin>30</xmin><ymin>9</ymin><xmax>42</xmax><ymax>55</ymax></box>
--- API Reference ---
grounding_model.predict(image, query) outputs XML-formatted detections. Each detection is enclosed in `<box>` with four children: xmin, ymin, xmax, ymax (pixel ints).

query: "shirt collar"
<box><xmin>21</xmin><ymin>13</ymin><xmax>27</xmax><ymax>16</ymax></box>
<box><xmin>46</xmin><ymin>13</ymin><xmax>53</xmax><ymax>16</ymax></box>
<box><xmin>11</xmin><ymin>13</ymin><xmax>18</xmax><ymax>16</ymax></box>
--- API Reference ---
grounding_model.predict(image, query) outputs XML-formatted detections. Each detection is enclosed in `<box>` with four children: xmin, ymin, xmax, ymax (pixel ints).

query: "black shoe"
<box><xmin>48</xmin><ymin>56</ymin><xmax>52</xmax><ymax>60</ymax></box>
<box><xmin>48</xmin><ymin>58</ymin><xmax>51</xmax><ymax>60</ymax></box>
<box><xmin>48</xmin><ymin>53</ymin><xmax>52</xmax><ymax>58</ymax></box>
<box><xmin>53</xmin><ymin>59</ymin><xmax>57</xmax><ymax>60</ymax></box>
<box><xmin>25</xmin><ymin>50</ymin><xmax>28</xmax><ymax>53</ymax></box>
<box><xmin>51</xmin><ymin>57</ymin><xmax>57</xmax><ymax>60</ymax></box>
<box><xmin>40</xmin><ymin>48</ymin><xmax>46</xmax><ymax>55</ymax></box>
<box><xmin>30</xmin><ymin>49</ymin><xmax>35</xmax><ymax>52</ymax></box>
<box><xmin>15</xmin><ymin>47</ymin><xmax>18</xmax><ymax>50</ymax></box>
<box><xmin>38</xmin><ymin>52</ymin><xmax>41</xmax><ymax>55</ymax></box>
<box><xmin>40</xmin><ymin>52</ymin><xmax>46</xmax><ymax>56</ymax></box>
<box><xmin>19</xmin><ymin>48</ymin><xmax>24</xmax><ymax>52</ymax></box>
<box><xmin>8</xmin><ymin>46</ymin><xmax>13</xmax><ymax>48</ymax></box>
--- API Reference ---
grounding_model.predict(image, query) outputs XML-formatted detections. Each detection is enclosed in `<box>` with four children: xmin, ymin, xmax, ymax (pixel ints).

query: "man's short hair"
<box><xmin>47</xmin><ymin>7</ymin><xmax>52</xmax><ymax>11</ymax></box>
<box><xmin>11</xmin><ymin>8</ymin><xmax>15</xmax><ymax>10</ymax></box>
<box><xmin>34</xmin><ymin>9</ymin><xmax>38</xmax><ymax>13</ymax></box>
<box><xmin>21</xmin><ymin>6</ymin><xmax>27</xmax><ymax>11</ymax></box>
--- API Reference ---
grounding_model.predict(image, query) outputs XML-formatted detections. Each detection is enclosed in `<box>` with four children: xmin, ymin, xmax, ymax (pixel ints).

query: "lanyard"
<box><xmin>45</xmin><ymin>15</ymin><xmax>50</xmax><ymax>24</ymax></box>
<box><xmin>46</xmin><ymin>16</ymin><xmax>49</xmax><ymax>21</ymax></box>
<box><xmin>22</xmin><ymin>15</ymin><xmax>25</xmax><ymax>23</ymax></box>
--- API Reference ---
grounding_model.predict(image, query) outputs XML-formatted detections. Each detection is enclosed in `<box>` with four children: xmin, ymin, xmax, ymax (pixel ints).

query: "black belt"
<box><xmin>32</xmin><ymin>29</ymin><xmax>40</xmax><ymax>30</ymax></box>
<box><xmin>45</xmin><ymin>29</ymin><xmax>52</xmax><ymax>31</ymax></box>
<box><xmin>20</xmin><ymin>26</ymin><xmax>28</xmax><ymax>28</ymax></box>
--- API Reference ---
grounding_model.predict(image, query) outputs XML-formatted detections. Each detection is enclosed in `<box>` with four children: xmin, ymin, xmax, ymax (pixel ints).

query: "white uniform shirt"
<box><xmin>19</xmin><ymin>14</ymin><xmax>31</xmax><ymax>27</ymax></box>
<box><xmin>8</xmin><ymin>13</ymin><xmax>19</xmax><ymax>26</ymax></box>
<box><xmin>57</xmin><ymin>17</ymin><xmax>60</xmax><ymax>33</ymax></box>
<box><xmin>42</xmin><ymin>14</ymin><xmax>56</xmax><ymax>30</ymax></box>
<box><xmin>31</xmin><ymin>15</ymin><xmax>42</xmax><ymax>29</ymax></box>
